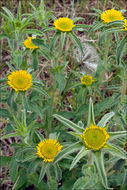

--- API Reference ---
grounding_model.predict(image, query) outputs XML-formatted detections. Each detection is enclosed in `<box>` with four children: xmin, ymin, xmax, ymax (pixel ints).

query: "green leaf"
<box><xmin>31</xmin><ymin>85</ymin><xmax>49</xmax><ymax>98</ymax></box>
<box><xmin>38</xmin><ymin>162</ymin><xmax>48</xmax><ymax>183</ymax></box>
<box><xmin>14</xmin><ymin>168</ymin><xmax>27</xmax><ymax>190</ymax></box>
<box><xmin>54</xmin><ymin>141</ymin><xmax>82</xmax><ymax>163</ymax></box>
<box><xmin>39</xmin><ymin>48</ymin><xmax>52</xmax><ymax>60</ymax></box>
<box><xmin>108</xmin><ymin>131</ymin><xmax>127</xmax><ymax>141</ymax></box>
<box><xmin>72</xmin><ymin>176</ymin><xmax>91</xmax><ymax>190</ymax></box>
<box><xmin>2</xmin><ymin>7</ymin><xmax>15</xmax><ymax>21</ymax></box>
<box><xmin>69</xmin><ymin>31</ymin><xmax>83</xmax><ymax>54</ymax></box>
<box><xmin>116</xmin><ymin>35</ymin><xmax>127</xmax><ymax>64</ymax></box>
<box><xmin>47</xmin><ymin>177</ymin><xmax>58</xmax><ymax>190</ymax></box>
<box><xmin>87</xmin><ymin>98</ymin><xmax>95</xmax><ymax>127</ymax></box>
<box><xmin>32</xmin><ymin>50</ymin><xmax>38</xmax><ymax>71</ymax></box>
<box><xmin>27</xmin><ymin>120</ymin><xmax>37</xmax><ymax>131</ymax></box>
<box><xmin>54</xmin><ymin>163</ymin><xmax>62</xmax><ymax>181</ymax></box>
<box><xmin>10</xmin><ymin>152</ymin><xmax>18</xmax><ymax>182</ymax></box>
<box><xmin>32</xmin><ymin>38</ymin><xmax>48</xmax><ymax>49</ymax></box>
<box><xmin>97</xmin><ymin>112</ymin><xmax>114</xmax><ymax>128</ymax></box>
<box><xmin>90</xmin><ymin>22</ymin><xmax>104</xmax><ymax>32</ymax></box>
<box><xmin>53</xmin><ymin>114</ymin><xmax>84</xmax><ymax>133</ymax></box>
<box><xmin>0</xmin><ymin>33</ymin><xmax>8</xmax><ymax>40</ymax></box>
<box><xmin>22</xmin><ymin>155</ymin><xmax>37</xmax><ymax>162</ymax></box>
<box><xmin>7</xmin><ymin>105</ymin><xmax>23</xmax><ymax>129</ymax></box>
<box><xmin>50</xmin><ymin>32</ymin><xmax>60</xmax><ymax>51</ymax></box>
<box><xmin>103</xmin><ymin>144</ymin><xmax>127</xmax><ymax>159</ymax></box>
<box><xmin>101</xmin><ymin>27</ymin><xmax>122</xmax><ymax>35</ymax></box>
<box><xmin>93</xmin><ymin>151</ymin><xmax>108</xmax><ymax>188</ymax></box>
<box><xmin>70</xmin><ymin>147</ymin><xmax>90</xmax><ymax>170</ymax></box>
<box><xmin>24</xmin><ymin>29</ymin><xmax>43</xmax><ymax>36</ymax></box>
<box><xmin>60</xmin><ymin>32</ymin><xmax>66</xmax><ymax>50</ymax></box>
<box><xmin>22</xmin><ymin>11</ymin><xmax>41</xmax><ymax>25</ymax></box>
<box><xmin>17</xmin><ymin>2</ymin><xmax>21</xmax><ymax>21</ymax></box>
<box><xmin>0</xmin><ymin>156</ymin><xmax>11</xmax><ymax>167</ymax></box>
<box><xmin>35</xmin><ymin>130</ymin><xmax>44</xmax><ymax>141</ymax></box>
<box><xmin>6</xmin><ymin>62</ymin><xmax>15</xmax><ymax>71</ymax></box>
<box><xmin>42</xmin><ymin>27</ymin><xmax>56</xmax><ymax>33</ymax></box>
<box><xmin>1</xmin><ymin>132</ymin><xmax>19</xmax><ymax>140</ymax></box>
<box><xmin>28</xmin><ymin>159</ymin><xmax>42</xmax><ymax>174</ymax></box>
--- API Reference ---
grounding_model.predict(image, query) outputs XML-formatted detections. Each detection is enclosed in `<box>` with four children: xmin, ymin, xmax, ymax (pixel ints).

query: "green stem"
<box><xmin>46</xmin><ymin>165</ymin><xmax>51</xmax><ymax>190</ymax></box>
<box><xmin>47</xmin><ymin>82</ymin><xmax>56</xmax><ymax>136</ymax></box>
<box><xmin>99</xmin><ymin>33</ymin><xmax>112</xmax><ymax>86</ymax></box>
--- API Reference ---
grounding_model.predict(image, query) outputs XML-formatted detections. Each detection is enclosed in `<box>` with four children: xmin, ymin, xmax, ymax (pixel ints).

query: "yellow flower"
<box><xmin>53</xmin><ymin>17</ymin><xmax>75</xmax><ymax>32</ymax></box>
<box><xmin>81</xmin><ymin>125</ymin><xmax>109</xmax><ymax>150</ymax></box>
<box><xmin>101</xmin><ymin>9</ymin><xmax>124</xmax><ymax>23</ymax></box>
<box><xmin>36</xmin><ymin>139</ymin><xmax>62</xmax><ymax>162</ymax></box>
<box><xmin>8</xmin><ymin>70</ymin><xmax>32</xmax><ymax>91</ymax></box>
<box><xmin>81</xmin><ymin>74</ymin><xmax>94</xmax><ymax>86</ymax></box>
<box><xmin>24</xmin><ymin>37</ymin><xmax>38</xmax><ymax>50</ymax></box>
<box><xmin>122</xmin><ymin>19</ymin><xmax>127</xmax><ymax>31</ymax></box>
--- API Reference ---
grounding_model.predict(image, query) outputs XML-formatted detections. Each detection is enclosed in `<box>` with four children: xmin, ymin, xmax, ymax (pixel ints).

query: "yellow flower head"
<box><xmin>8</xmin><ymin>70</ymin><xmax>32</xmax><ymax>91</ymax></box>
<box><xmin>24</xmin><ymin>37</ymin><xmax>38</xmax><ymax>50</ymax></box>
<box><xmin>122</xmin><ymin>19</ymin><xmax>127</xmax><ymax>31</ymax></box>
<box><xmin>81</xmin><ymin>125</ymin><xmax>109</xmax><ymax>150</ymax></box>
<box><xmin>81</xmin><ymin>74</ymin><xmax>94</xmax><ymax>86</ymax></box>
<box><xmin>101</xmin><ymin>9</ymin><xmax>124</xmax><ymax>23</ymax></box>
<box><xmin>53</xmin><ymin>17</ymin><xmax>75</xmax><ymax>32</ymax></box>
<box><xmin>36</xmin><ymin>139</ymin><xmax>62</xmax><ymax>162</ymax></box>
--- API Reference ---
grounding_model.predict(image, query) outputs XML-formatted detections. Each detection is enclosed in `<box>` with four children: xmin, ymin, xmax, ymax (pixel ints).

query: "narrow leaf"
<box><xmin>116</xmin><ymin>35</ymin><xmax>127</xmax><ymax>64</ymax></box>
<box><xmin>53</xmin><ymin>163</ymin><xmax>62</xmax><ymax>181</ymax></box>
<box><xmin>1</xmin><ymin>132</ymin><xmax>19</xmax><ymax>140</ymax></box>
<box><xmin>108</xmin><ymin>131</ymin><xmax>127</xmax><ymax>141</ymax></box>
<box><xmin>87</xmin><ymin>98</ymin><xmax>95</xmax><ymax>127</ymax></box>
<box><xmin>70</xmin><ymin>147</ymin><xmax>90</xmax><ymax>170</ymax></box>
<box><xmin>35</xmin><ymin>130</ymin><xmax>44</xmax><ymax>141</ymax></box>
<box><xmin>31</xmin><ymin>85</ymin><xmax>49</xmax><ymax>98</ymax></box>
<box><xmin>54</xmin><ymin>141</ymin><xmax>82</xmax><ymax>163</ymax></box>
<box><xmin>22</xmin><ymin>155</ymin><xmax>37</xmax><ymax>162</ymax></box>
<box><xmin>2</xmin><ymin>7</ymin><xmax>15</xmax><ymax>21</ymax></box>
<box><xmin>39</xmin><ymin>162</ymin><xmax>48</xmax><ymax>183</ymax></box>
<box><xmin>28</xmin><ymin>159</ymin><xmax>42</xmax><ymax>174</ymax></box>
<box><xmin>103</xmin><ymin>143</ymin><xmax>127</xmax><ymax>159</ymax></box>
<box><xmin>93</xmin><ymin>151</ymin><xmax>108</xmax><ymax>188</ymax></box>
<box><xmin>60</xmin><ymin>32</ymin><xmax>66</xmax><ymax>50</ymax></box>
<box><xmin>32</xmin><ymin>50</ymin><xmax>38</xmax><ymax>71</ymax></box>
<box><xmin>97</xmin><ymin>112</ymin><xmax>114</xmax><ymax>127</ymax></box>
<box><xmin>50</xmin><ymin>32</ymin><xmax>60</xmax><ymax>51</ymax></box>
<box><xmin>69</xmin><ymin>31</ymin><xmax>83</xmax><ymax>54</ymax></box>
<box><xmin>53</xmin><ymin>114</ymin><xmax>84</xmax><ymax>133</ymax></box>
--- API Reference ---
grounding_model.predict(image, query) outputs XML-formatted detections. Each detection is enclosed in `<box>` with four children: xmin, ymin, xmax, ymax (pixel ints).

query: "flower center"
<box><xmin>41</xmin><ymin>143</ymin><xmax>57</xmax><ymax>159</ymax></box>
<box><xmin>58</xmin><ymin>21</ymin><xmax>71</xmax><ymax>30</ymax></box>
<box><xmin>81</xmin><ymin>126</ymin><xmax>109</xmax><ymax>150</ymax></box>
<box><xmin>82</xmin><ymin>77</ymin><xmax>91</xmax><ymax>84</ymax></box>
